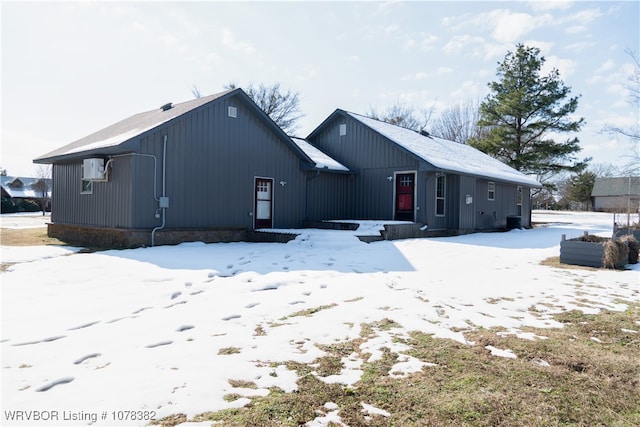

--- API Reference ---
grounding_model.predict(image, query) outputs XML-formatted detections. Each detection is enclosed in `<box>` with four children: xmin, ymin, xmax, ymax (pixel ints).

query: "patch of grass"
<box><xmin>282</xmin><ymin>303</ymin><xmax>338</xmax><ymax>320</ymax></box>
<box><xmin>153</xmin><ymin>304</ymin><xmax>640</xmax><ymax>427</ymax></box>
<box><xmin>228</xmin><ymin>379</ymin><xmax>258</xmax><ymax>389</ymax></box>
<box><xmin>540</xmin><ymin>256</ymin><xmax>600</xmax><ymax>271</ymax></box>
<box><xmin>218</xmin><ymin>347</ymin><xmax>241</xmax><ymax>355</ymax></box>
<box><xmin>0</xmin><ymin>227</ymin><xmax>67</xmax><ymax>246</ymax></box>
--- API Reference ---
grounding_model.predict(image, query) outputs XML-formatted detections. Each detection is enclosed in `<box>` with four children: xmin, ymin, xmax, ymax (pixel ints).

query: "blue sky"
<box><xmin>2</xmin><ymin>1</ymin><xmax>638</xmax><ymax>177</ymax></box>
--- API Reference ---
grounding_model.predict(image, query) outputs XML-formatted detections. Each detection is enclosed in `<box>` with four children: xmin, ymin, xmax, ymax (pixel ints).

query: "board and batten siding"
<box><xmin>311</xmin><ymin>115</ymin><xmax>420</xmax><ymax>220</ymax></box>
<box><xmin>305</xmin><ymin>172</ymin><xmax>353</xmax><ymax>221</ymax></box>
<box><xmin>51</xmin><ymin>159</ymin><xmax>133</xmax><ymax>228</ymax></box>
<box><xmin>474</xmin><ymin>180</ymin><xmax>532</xmax><ymax>229</ymax></box>
<box><xmin>132</xmin><ymin>95</ymin><xmax>308</xmax><ymax>230</ymax></box>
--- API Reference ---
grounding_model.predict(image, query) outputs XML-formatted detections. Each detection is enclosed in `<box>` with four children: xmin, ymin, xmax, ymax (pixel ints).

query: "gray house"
<box><xmin>591</xmin><ymin>176</ymin><xmax>640</xmax><ymax>212</ymax></box>
<box><xmin>33</xmin><ymin>88</ymin><xmax>347</xmax><ymax>247</ymax></box>
<box><xmin>34</xmin><ymin>90</ymin><xmax>541</xmax><ymax>247</ymax></box>
<box><xmin>304</xmin><ymin>110</ymin><xmax>541</xmax><ymax>233</ymax></box>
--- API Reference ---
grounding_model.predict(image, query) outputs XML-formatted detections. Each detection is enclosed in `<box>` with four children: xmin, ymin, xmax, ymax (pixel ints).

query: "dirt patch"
<box><xmin>1</xmin><ymin>227</ymin><xmax>68</xmax><ymax>247</ymax></box>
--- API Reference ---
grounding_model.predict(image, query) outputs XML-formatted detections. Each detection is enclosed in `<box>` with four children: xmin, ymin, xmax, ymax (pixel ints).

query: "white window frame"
<box><xmin>435</xmin><ymin>174</ymin><xmax>446</xmax><ymax>217</ymax></box>
<box><xmin>488</xmin><ymin>182</ymin><xmax>495</xmax><ymax>201</ymax></box>
<box><xmin>516</xmin><ymin>186</ymin><xmax>523</xmax><ymax>216</ymax></box>
<box><xmin>81</xmin><ymin>164</ymin><xmax>93</xmax><ymax>194</ymax></box>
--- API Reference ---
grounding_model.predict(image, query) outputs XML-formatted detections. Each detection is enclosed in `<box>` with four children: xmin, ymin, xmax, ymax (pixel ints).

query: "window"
<box><xmin>436</xmin><ymin>175</ymin><xmax>445</xmax><ymax>216</ymax></box>
<box><xmin>81</xmin><ymin>163</ymin><xmax>93</xmax><ymax>194</ymax></box>
<box><xmin>516</xmin><ymin>186</ymin><xmax>523</xmax><ymax>216</ymax></box>
<box><xmin>339</xmin><ymin>123</ymin><xmax>347</xmax><ymax>136</ymax></box>
<box><xmin>228</xmin><ymin>106</ymin><xmax>237</xmax><ymax>118</ymax></box>
<box><xmin>488</xmin><ymin>182</ymin><xmax>495</xmax><ymax>201</ymax></box>
<box><xmin>81</xmin><ymin>179</ymin><xmax>93</xmax><ymax>194</ymax></box>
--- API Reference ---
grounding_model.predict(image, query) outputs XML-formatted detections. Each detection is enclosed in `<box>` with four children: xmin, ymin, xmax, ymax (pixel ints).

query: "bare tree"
<box><xmin>0</xmin><ymin>166</ymin><xmax>7</xmax><ymax>176</ymax></box>
<box><xmin>429</xmin><ymin>98</ymin><xmax>486</xmax><ymax>144</ymax></box>
<box><xmin>367</xmin><ymin>102</ymin><xmax>435</xmax><ymax>132</ymax></box>
<box><xmin>31</xmin><ymin>165</ymin><xmax>51</xmax><ymax>216</ymax></box>
<box><xmin>225</xmin><ymin>82</ymin><xmax>304</xmax><ymax>135</ymax></box>
<box><xmin>602</xmin><ymin>48</ymin><xmax>640</xmax><ymax>174</ymax></box>
<box><xmin>191</xmin><ymin>85</ymin><xmax>201</xmax><ymax>99</ymax></box>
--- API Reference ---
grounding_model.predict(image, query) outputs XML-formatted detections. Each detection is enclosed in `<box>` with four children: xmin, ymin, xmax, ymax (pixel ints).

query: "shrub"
<box><xmin>620</xmin><ymin>235</ymin><xmax>639</xmax><ymax>264</ymax></box>
<box><xmin>1</xmin><ymin>197</ymin><xmax>17</xmax><ymax>213</ymax></box>
<box><xmin>603</xmin><ymin>239</ymin><xmax>629</xmax><ymax>269</ymax></box>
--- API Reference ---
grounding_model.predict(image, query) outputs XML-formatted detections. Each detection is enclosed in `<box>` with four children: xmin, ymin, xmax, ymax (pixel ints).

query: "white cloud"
<box><xmin>565</xmin><ymin>41</ymin><xmax>595</xmax><ymax>52</ymax></box>
<box><xmin>401</xmin><ymin>72</ymin><xmax>430</xmax><ymax>81</ymax></box>
<box><xmin>443</xmin><ymin>35</ymin><xmax>485</xmax><ymax>55</ymax></box>
<box><xmin>542</xmin><ymin>55</ymin><xmax>577</xmax><ymax>78</ymax></box>
<box><xmin>528</xmin><ymin>0</ymin><xmax>573</xmax><ymax>12</ymax></box>
<box><xmin>221</xmin><ymin>28</ymin><xmax>255</xmax><ymax>54</ymax></box>
<box><xmin>404</xmin><ymin>32</ymin><xmax>439</xmax><ymax>51</ymax></box>
<box><xmin>597</xmin><ymin>59</ymin><xmax>616</xmax><ymax>73</ymax></box>
<box><xmin>565</xmin><ymin>25</ymin><xmax>586</xmax><ymax>34</ymax></box>
<box><xmin>444</xmin><ymin>9</ymin><xmax>554</xmax><ymax>44</ymax></box>
<box><xmin>565</xmin><ymin>8</ymin><xmax>602</xmax><ymax>25</ymax></box>
<box><xmin>450</xmin><ymin>80</ymin><xmax>484</xmax><ymax>100</ymax></box>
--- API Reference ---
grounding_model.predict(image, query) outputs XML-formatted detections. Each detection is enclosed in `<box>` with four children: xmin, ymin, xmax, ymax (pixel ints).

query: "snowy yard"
<box><xmin>1</xmin><ymin>211</ymin><xmax>638</xmax><ymax>426</ymax></box>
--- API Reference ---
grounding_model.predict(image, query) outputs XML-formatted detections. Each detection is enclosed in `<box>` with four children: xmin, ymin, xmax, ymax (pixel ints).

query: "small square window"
<box><xmin>228</xmin><ymin>106</ymin><xmax>237</xmax><ymax>118</ymax></box>
<box><xmin>339</xmin><ymin>123</ymin><xmax>347</xmax><ymax>136</ymax></box>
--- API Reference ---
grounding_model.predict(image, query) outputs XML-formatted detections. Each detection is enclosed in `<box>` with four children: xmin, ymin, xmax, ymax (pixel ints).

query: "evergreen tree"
<box><xmin>566</xmin><ymin>171</ymin><xmax>596</xmax><ymax>211</ymax></box>
<box><xmin>470</xmin><ymin>44</ymin><xmax>589</xmax><ymax>181</ymax></box>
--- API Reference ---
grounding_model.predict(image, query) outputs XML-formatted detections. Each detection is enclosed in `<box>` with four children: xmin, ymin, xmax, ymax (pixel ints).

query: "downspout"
<box><xmin>151</xmin><ymin>134</ymin><xmax>168</xmax><ymax>246</ymax></box>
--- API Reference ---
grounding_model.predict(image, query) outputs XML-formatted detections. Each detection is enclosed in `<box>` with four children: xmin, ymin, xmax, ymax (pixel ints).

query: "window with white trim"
<box><xmin>516</xmin><ymin>186</ymin><xmax>523</xmax><ymax>216</ymax></box>
<box><xmin>81</xmin><ymin>164</ymin><xmax>93</xmax><ymax>194</ymax></box>
<box><xmin>436</xmin><ymin>175</ymin><xmax>445</xmax><ymax>216</ymax></box>
<box><xmin>488</xmin><ymin>182</ymin><xmax>495</xmax><ymax>201</ymax></box>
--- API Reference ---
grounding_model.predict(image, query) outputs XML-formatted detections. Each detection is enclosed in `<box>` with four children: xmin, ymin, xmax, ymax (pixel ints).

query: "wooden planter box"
<box><xmin>559</xmin><ymin>233</ymin><xmax>607</xmax><ymax>268</ymax></box>
<box><xmin>559</xmin><ymin>231</ymin><xmax>636</xmax><ymax>269</ymax></box>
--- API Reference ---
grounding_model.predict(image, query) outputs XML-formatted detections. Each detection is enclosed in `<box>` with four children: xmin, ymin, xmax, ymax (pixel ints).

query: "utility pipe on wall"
<box><xmin>151</xmin><ymin>134</ymin><xmax>168</xmax><ymax>247</ymax></box>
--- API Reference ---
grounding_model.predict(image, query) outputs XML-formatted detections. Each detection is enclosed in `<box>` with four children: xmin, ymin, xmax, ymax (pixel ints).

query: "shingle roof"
<box><xmin>34</xmin><ymin>91</ymin><xmax>231</xmax><ymax>163</ymax></box>
<box><xmin>346</xmin><ymin>111</ymin><xmax>541</xmax><ymax>187</ymax></box>
<box><xmin>34</xmin><ymin>91</ymin><xmax>234</xmax><ymax>163</ymax></box>
<box><xmin>591</xmin><ymin>176</ymin><xmax>640</xmax><ymax>197</ymax></box>
<box><xmin>33</xmin><ymin>88</ymin><xmax>314</xmax><ymax>167</ymax></box>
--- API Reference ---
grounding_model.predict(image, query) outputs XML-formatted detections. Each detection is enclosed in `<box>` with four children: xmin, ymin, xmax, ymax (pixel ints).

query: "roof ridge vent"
<box><xmin>161</xmin><ymin>102</ymin><xmax>173</xmax><ymax>111</ymax></box>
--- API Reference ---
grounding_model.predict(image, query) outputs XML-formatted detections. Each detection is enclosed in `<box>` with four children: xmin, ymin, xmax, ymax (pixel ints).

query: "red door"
<box><xmin>254</xmin><ymin>178</ymin><xmax>273</xmax><ymax>229</ymax></box>
<box><xmin>395</xmin><ymin>173</ymin><xmax>415</xmax><ymax>221</ymax></box>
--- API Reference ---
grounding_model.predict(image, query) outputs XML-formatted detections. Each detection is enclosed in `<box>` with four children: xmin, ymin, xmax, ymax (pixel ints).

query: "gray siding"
<box><xmin>311</xmin><ymin>115</ymin><xmax>420</xmax><ymax>220</ymax></box>
<box><xmin>474</xmin><ymin>180</ymin><xmax>532</xmax><ymax>229</ymax></box>
<box><xmin>51</xmin><ymin>159</ymin><xmax>133</xmax><ymax>228</ymax></box>
<box><xmin>305</xmin><ymin>172</ymin><xmax>353</xmax><ymax>221</ymax></box>
<box><xmin>132</xmin><ymin>96</ymin><xmax>308</xmax><ymax>230</ymax></box>
<box><xmin>457</xmin><ymin>175</ymin><xmax>476</xmax><ymax>230</ymax></box>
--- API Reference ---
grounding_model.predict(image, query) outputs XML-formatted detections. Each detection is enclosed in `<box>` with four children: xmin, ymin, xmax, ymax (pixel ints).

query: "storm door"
<box><xmin>254</xmin><ymin>178</ymin><xmax>274</xmax><ymax>229</ymax></box>
<box><xmin>395</xmin><ymin>172</ymin><xmax>416</xmax><ymax>221</ymax></box>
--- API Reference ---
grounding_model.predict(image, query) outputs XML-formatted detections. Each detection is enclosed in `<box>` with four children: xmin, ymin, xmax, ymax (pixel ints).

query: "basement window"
<box><xmin>488</xmin><ymin>182</ymin><xmax>495</xmax><ymax>201</ymax></box>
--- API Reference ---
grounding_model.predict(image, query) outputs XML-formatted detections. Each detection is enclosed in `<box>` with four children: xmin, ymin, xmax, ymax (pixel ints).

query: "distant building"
<box><xmin>1</xmin><ymin>176</ymin><xmax>51</xmax><ymax>213</ymax></box>
<box><xmin>591</xmin><ymin>176</ymin><xmax>640</xmax><ymax>212</ymax></box>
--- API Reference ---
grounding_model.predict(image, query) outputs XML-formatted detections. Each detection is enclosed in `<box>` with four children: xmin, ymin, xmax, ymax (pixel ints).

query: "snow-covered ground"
<box><xmin>1</xmin><ymin>211</ymin><xmax>638</xmax><ymax>426</ymax></box>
